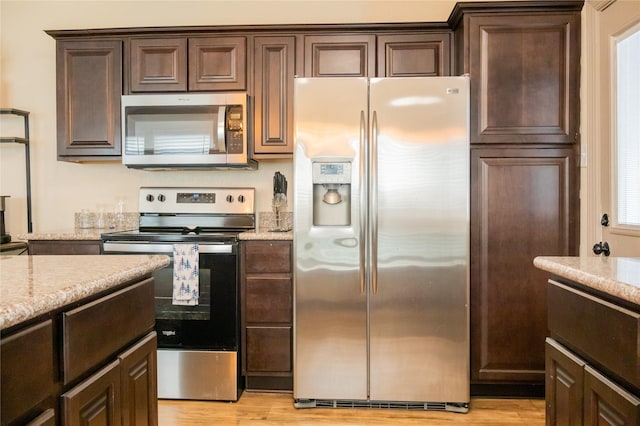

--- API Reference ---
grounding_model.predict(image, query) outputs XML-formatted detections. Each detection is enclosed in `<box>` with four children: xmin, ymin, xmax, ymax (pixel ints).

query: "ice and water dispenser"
<box><xmin>312</xmin><ymin>162</ymin><xmax>351</xmax><ymax>226</ymax></box>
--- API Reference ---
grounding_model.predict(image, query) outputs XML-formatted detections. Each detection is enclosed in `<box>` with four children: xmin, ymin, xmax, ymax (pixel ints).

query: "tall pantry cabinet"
<box><xmin>450</xmin><ymin>1</ymin><xmax>582</xmax><ymax>395</ymax></box>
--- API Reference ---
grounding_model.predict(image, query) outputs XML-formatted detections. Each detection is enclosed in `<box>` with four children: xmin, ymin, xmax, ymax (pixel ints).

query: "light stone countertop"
<box><xmin>17</xmin><ymin>229</ymin><xmax>105</xmax><ymax>241</ymax></box>
<box><xmin>239</xmin><ymin>229</ymin><xmax>293</xmax><ymax>241</ymax></box>
<box><xmin>0</xmin><ymin>254</ymin><xmax>170</xmax><ymax>330</ymax></box>
<box><xmin>533</xmin><ymin>256</ymin><xmax>640</xmax><ymax>306</ymax></box>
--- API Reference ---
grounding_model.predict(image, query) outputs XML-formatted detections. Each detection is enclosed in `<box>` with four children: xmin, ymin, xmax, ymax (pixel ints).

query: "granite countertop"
<box><xmin>534</xmin><ymin>256</ymin><xmax>640</xmax><ymax>306</ymax></box>
<box><xmin>239</xmin><ymin>229</ymin><xmax>293</xmax><ymax>241</ymax></box>
<box><xmin>0</xmin><ymin>254</ymin><xmax>170</xmax><ymax>330</ymax></box>
<box><xmin>241</xmin><ymin>211</ymin><xmax>293</xmax><ymax>240</ymax></box>
<box><xmin>17</xmin><ymin>229</ymin><xmax>105</xmax><ymax>241</ymax></box>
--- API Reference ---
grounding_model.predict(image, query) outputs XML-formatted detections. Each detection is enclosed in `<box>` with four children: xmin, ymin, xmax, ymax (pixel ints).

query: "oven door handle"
<box><xmin>102</xmin><ymin>242</ymin><xmax>234</xmax><ymax>254</ymax></box>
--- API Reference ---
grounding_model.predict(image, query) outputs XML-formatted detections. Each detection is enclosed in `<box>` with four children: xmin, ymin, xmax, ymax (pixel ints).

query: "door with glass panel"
<box><xmin>592</xmin><ymin>0</ymin><xmax>640</xmax><ymax>257</ymax></box>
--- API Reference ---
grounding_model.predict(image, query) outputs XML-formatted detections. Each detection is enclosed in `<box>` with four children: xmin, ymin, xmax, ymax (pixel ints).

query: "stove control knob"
<box><xmin>158</xmin><ymin>194</ymin><xmax>166</xmax><ymax>202</ymax></box>
<box><xmin>146</xmin><ymin>194</ymin><xmax>155</xmax><ymax>202</ymax></box>
<box><xmin>238</xmin><ymin>195</ymin><xmax>245</xmax><ymax>203</ymax></box>
<box><xmin>226</xmin><ymin>194</ymin><xmax>234</xmax><ymax>203</ymax></box>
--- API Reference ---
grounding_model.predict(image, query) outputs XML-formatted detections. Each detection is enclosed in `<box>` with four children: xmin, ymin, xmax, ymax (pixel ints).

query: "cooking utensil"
<box><xmin>273</xmin><ymin>172</ymin><xmax>287</xmax><ymax>196</ymax></box>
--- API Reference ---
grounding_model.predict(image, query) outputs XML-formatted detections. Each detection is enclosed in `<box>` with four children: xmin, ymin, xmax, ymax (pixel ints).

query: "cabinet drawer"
<box><xmin>548</xmin><ymin>280</ymin><xmax>640</xmax><ymax>389</ymax></box>
<box><xmin>246</xmin><ymin>277</ymin><xmax>292</xmax><ymax>323</ymax></box>
<box><xmin>246</xmin><ymin>326</ymin><xmax>291</xmax><ymax>372</ymax></box>
<box><xmin>1</xmin><ymin>320</ymin><xmax>55</xmax><ymax>426</ymax></box>
<box><xmin>28</xmin><ymin>240</ymin><xmax>101</xmax><ymax>255</ymax></box>
<box><xmin>62</xmin><ymin>278</ymin><xmax>155</xmax><ymax>384</ymax></box>
<box><xmin>244</xmin><ymin>241</ymin><xmax>291</xmax><ymax>274</ymax></box>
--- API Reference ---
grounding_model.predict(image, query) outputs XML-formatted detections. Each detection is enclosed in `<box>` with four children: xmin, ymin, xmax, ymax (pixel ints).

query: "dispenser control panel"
<box><xmin>312</xmin><ymin>162</ymin><xmax>352</xmax><ymax>184</ymax></box>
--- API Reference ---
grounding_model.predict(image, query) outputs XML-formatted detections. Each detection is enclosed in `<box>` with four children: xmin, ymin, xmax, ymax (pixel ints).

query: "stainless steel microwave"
<box><xmin>121</xmin><ymin>93</ymin><xmax>256</xmax><ymax>169</ymax></box>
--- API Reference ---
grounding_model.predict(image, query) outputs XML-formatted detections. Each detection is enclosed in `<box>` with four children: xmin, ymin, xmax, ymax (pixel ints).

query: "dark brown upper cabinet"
<box><xmin>252</xmin><ymin>36</ymin><xmax>296</xmax><ymax>158</ymax></box>
<box><xmin>188</xmin><ymin>36</ymin><xmax>246</xmax><ymax>91</ymax></box>
<box><xmin>128</xmin><ymin>36</ymin><xmax>246</xmax><ymax>93</ymax></box>
<box><xmin>377</xmin><ymin>33</ymin><xmax>451</xmax><ymax>77</ymax></box>
<box><xmin>130</xmin><ymin>37</ymin><xmax>187</xmax><ymax>92</ymax></box>
<box><xmin>303</xmin><ymin>34</ymin><xmax>375</xmax><ymax>77</ymax></box>
<box><xmin>56</xmin><ymin>40</ymin><xmax>122</xmax><ymax>160</ymax></box>
<box><xmin>462</xmin><ymin>13</ymin><xmax>580</xmax><ymax>144</ymax></box>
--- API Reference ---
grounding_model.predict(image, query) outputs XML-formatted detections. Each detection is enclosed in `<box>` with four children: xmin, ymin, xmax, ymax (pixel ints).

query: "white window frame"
<box><xmin>609</xmin><ymin>20</ymin><xmax>640</xmax><ymax>236</ymax></box>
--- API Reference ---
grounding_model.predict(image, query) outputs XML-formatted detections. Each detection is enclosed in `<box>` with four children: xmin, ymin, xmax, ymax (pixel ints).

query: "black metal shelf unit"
<box><xmin>0</xmin><ymin>108</ymin><xmax>33</xmax><ymax>232</ymax></box>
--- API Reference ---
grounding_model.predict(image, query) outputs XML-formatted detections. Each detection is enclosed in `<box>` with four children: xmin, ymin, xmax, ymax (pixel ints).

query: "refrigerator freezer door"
<box><xmin>293</xmin><ymin>77</ymin><xmax>369</xmax><ymax>400</ymax></box>
<box><xmin>368</xmin><ymin>77</ymin><xmax>470</xmax><ymax>403</ymax></box>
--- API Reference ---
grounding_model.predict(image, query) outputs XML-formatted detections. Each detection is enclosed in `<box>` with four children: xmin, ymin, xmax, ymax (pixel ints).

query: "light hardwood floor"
<box><xmin>158</xmin><ymin>392</ymin><xmax>545</xmax><ymax>425</ymax></box>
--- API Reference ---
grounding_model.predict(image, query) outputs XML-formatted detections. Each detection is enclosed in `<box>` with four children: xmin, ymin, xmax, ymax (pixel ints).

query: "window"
<box><xmin>615</xmin><ymin>23</ymin><xmax>640</xmax><ymax>227</ymax></box>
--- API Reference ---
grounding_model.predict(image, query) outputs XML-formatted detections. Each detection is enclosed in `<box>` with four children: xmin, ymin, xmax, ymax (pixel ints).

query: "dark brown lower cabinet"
<box><xmin>241</xmin><ymin>240</ymin><xmax>293</xmax><ymax>391</ymax></box>
<box><xmin>62</xmin><ymin>360</ymin><xmax>122</xmax><ymax>426</ymax></box>
<box><xmin>62</xmin><ymin>332</ymin><xmax>158</xmax><ymax>426</ymax></box>
<box><xmin>119</xmin><ymin>333</ymin><xmax>158</xmax><ymax>426</ymax></box>
<box><xmin>27</xmin><ymin>240</ymin><xmax>101</xmax><ymax>255</ymax></box>
<box><xmin>0</xmin><ymin>320</ymin><xmax>55</xmax><ymax>426</ymax></box>
<box><xmin>584</xmin><ymin>366</ymin><xmax>640</xmax><ymax>425</ymax></box>
<box><xmin>471</xmin><ymin>147</ymin><xmax>579</xmax><ymax>393</ymax></box>
<box><xmin>546</xmin><ymin>338</ymin><xmax>585</xmax><ymax>426</ymax></box>
<box><xmin>546</xmin><ymin>279</ymin><xmax>640</xmax><ymax>425</ymax></box>
<box><xmin>546</xmin><ymin>338</ymin><xmax>640</xmax><ymax>426</ymax></box>
<box><xmin>1</xmin><ymin>278</ymin><xmax>158</xmax><ymax>426</ymax></box>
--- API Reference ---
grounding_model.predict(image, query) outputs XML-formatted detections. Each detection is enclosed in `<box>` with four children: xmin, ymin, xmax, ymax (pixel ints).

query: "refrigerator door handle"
<box><xmin>371</xmin><ymin>110</ymin><xmax>378</xmax><ymax>295</ymax></box>
<box><xmin>359</xmin><ymin>109</ymin><xmax>367</xmax><ymax>295</ymax></box>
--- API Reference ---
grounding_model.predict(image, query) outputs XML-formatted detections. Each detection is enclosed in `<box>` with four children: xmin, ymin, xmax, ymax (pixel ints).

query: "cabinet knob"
<box><xmin>592</xmin><ymin>241</ymin><xmax>610</xmax><ymax>256</ymax></box>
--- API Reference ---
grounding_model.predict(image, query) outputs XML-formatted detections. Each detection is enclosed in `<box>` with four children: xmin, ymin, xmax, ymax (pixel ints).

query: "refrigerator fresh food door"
<box><xmin>368</xmin><ymin>77</ymin><xmax>470</xmax><ymax>403</ymax></box>
<box><xmin>293</xmin><ymin>77</ymin><xmax>369</xmax><ymax>400</ymax></box>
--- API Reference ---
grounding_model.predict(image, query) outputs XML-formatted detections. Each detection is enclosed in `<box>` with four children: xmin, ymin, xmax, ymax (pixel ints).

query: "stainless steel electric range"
<box><xmin>101</xmin><ymin>187</ymin><xmax>255</xmax><ymax>401</ymax></box>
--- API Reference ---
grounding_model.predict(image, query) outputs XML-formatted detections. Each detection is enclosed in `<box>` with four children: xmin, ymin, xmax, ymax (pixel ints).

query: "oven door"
<box><xmin>102</xmin><ymin>241</ymin><xmax>239</xmax><ymax>350</ymax></box>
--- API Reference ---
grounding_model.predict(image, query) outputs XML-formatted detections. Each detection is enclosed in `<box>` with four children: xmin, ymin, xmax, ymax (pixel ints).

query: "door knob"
<box><xmin>592</xmin><ymin>241</ymin><xmax>610</xmax><ymax>256</ymax></box>
<box><xmin>601</xmin><ymin>214</ymin><xmax>609</xmax><ymax>227</ymax></box>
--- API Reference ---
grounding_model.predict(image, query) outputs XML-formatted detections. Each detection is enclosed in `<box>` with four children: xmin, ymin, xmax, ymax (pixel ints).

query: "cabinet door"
<box><xmin>0</xmin><ymin>320</ymin><xmax>55</xmax><ymax>426</ymax></box>
<box><xmin>584</xmin><ymin>366</ymin><xmax>640</xmax><ymax>426</ymax></box>
<box><xmin>470</xmin><ymin>147</ymin><xmax>579</xmax><ymax>385</ymax></box>
<box><xmin>56</xmin><ymin>40</ymin><xmax>122</xmax><ymax>159</ymax></box>
<box><xmin>377</xmin><ymin>33</ymin><xmax>451</xmax><ymax>77</ymax></box>
<box><xmin>253</xmin><ymin>36</ymin><xmax>295</xmax><ymax>157</ymax></box>
<box><xmin>304</xmin><ymin>34</ymin><xmax>375</xmax><ymax>77</ymax></box>
<box><xmin>129</xmin><ymin>37</ymin><xmax>187</xmax><ymax>92</ymax></box>
<box><xmin>467</xmin><ymin>14</ymin><xmax>580</xmax><ymax>144</ymax></box>
<box><xmin>119</xmin><ymin>332</ymin><xmax>158</xmax><ymax>426</ymax></box>
<box><xmin>546</xmin><ymin>338</ymin><xmax>585</xmax><ymax>426</ymax></box>
<box><xmin>62</xmin><ymin>360</ymin><xmax>121</xmax><ymax>426</ymax></box>
<box><xmin>188</xmin><ymin>36</ymin><xmax>246</xmax><ymax>91</ymax></box>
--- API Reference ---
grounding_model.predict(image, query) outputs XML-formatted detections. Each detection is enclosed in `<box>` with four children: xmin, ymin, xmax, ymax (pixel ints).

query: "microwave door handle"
<box><xmin>217</xmin><ymin>105</ymin><xmax>226</xmax><ymax>152</ymax></box>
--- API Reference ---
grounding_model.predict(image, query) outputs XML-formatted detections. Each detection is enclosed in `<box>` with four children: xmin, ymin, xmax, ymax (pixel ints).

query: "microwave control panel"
<box><xmin>226</xmin><ymin>105</ymin><xmax>244</xmax><ymax>154</ymax></box>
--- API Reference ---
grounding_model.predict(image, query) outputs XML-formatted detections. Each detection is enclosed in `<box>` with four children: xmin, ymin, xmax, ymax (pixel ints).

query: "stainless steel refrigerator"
<box><xmin>292</xmin><ymin>77</ymin><xmax>470</xmax><ymax>412</ymax></box>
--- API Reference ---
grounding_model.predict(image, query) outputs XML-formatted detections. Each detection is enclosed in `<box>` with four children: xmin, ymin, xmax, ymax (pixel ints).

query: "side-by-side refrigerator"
<box><xmin>293</xmin><ymin>76</ymin><xmax>470</xmax><ymax>412</ymax></box>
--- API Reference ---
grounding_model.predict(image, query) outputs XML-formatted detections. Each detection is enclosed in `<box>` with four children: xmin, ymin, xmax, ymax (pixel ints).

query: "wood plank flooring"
<box><xmin>158</xmin><ymin>392</ymin><xmax>545</xmax><ymax>425</ymax></box>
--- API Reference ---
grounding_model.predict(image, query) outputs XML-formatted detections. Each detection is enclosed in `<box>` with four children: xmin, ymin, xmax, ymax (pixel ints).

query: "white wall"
<box><xmin>0</xmin><ymin>0</ymin><xmax>517</xmax><ymax>236</ymax></box>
